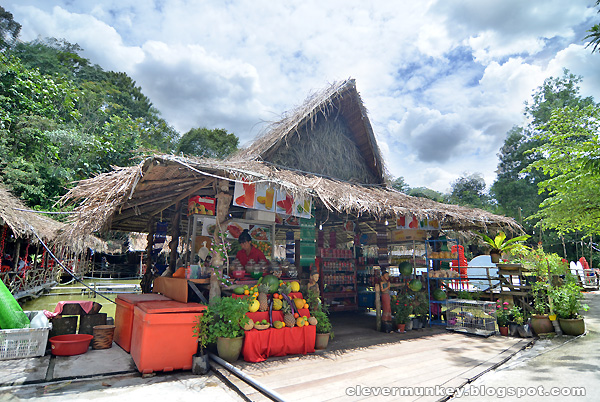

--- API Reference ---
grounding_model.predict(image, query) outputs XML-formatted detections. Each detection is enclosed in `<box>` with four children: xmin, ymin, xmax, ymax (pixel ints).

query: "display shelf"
<box><xmin>425</xmin><ymin>236</ymin><xmax>462</xmax><ymax>326</ymax></box>
<box><xmin>319</xmin><ymin>250</ymin><xmax>357</xmax><ymax>312</ymax></box>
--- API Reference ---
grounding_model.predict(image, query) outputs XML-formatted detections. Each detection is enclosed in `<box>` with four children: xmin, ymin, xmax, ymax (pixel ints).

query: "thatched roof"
<box><xmin>231</xmin><ymin>79</ymin><xmax>386</xmax><ymax>184</ymax></box>
<box><xmin>59</xmin><ymin>154</ymin><xmax>521</xmax><ymax>238</ymax></box>
<box><xmin>0</xmin><ymin>184</ymin><xmax>105</xmax><ymax>253</ymax></box>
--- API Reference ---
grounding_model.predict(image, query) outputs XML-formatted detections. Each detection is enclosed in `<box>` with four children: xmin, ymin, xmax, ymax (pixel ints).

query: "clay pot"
<box><xmin>530</xmin><ymin>314</ymin><xmax>554</xmax><ymax>336</ymax></box>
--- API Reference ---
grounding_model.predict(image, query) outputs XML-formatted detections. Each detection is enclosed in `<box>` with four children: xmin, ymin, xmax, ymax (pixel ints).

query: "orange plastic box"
<box><xmin>114</xmin><ymin>293</ymin><xmax>171</xmax><ymax>352</ymax></box>
<box><xmin>130</xmin><ymin>300</ymin><xmax>206</xmax><ymax>374</ymax></box>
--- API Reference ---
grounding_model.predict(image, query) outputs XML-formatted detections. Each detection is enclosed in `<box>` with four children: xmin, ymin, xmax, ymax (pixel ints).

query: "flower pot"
<box><xmin>517</xmin><ymin>324</ymin><xmax>533</xmax><ymax>338</ymax></box>
<box><xmin>530</xmin><ymin>314</ymin><xmax>554</xmax><ymax>336</ymax></box>
<box><xmin>490</xmin><ymin>252</ymin><xmax>501</xmax><ymax>264</ymax></box>
<box><xmin>508</xmin><ymin>322</ymin><xmax>520</xmax><ymax>337</ymax></box>
<box><xmin>192</xmin><ymin>354</ymin><xmax>210</xmax><ymax>375</ymax></box>
<box><xmin>216</xmin><ymin>336</ymin><xmax>244</xmax><ymax>363</ymax></box>
<box><xmin>405</xmin><ymin>320</ymin><xmax>413</xmax><ymax>331</ymax></box>
<box><xmin>558</xmin><ymin>318</ymin><xmax>585</xmax><ymax>336</ymax></box>
<box><xmin>315</xmin><ymin>332</ymin><xmax>330</xmax><ymax>350</ymax></box>
<box><xmin>498</xmin><ymin>326</ymin><xmax>509</xmax><ymax>336</ymax></box>
<box><xmin>396</xmin><ymin>323</ymin><xmax>406</xmax><ymax>333</ymax></box>
<box><xmin>412</xmin><ymin>318</ymin><xmax>423</xmax><ymax>329</ymax></box>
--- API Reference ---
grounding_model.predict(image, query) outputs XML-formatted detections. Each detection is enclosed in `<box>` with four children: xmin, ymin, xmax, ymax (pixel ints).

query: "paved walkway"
<box><xmin>449</xmin><ymin>291</ymin><xmax>600</xmax><ymax>402</ymax></box>
<box><xmin>0</xmin><ymin>308</ymin><xmax>562</xmax><ymax>402</ymax></box>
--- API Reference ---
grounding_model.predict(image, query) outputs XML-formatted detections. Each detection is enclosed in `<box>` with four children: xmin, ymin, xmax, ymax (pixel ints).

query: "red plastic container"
<box><xmin>130</xmin><ymin>301</ymin><xmax>206</xmax><ymax>374</ymax></box>
<box><xmin>114</xmin><ymin>293</ymin><xmax>170</xmax><ymax>353</ymax></box>
<box><xmin>49</xmin><ymin>334</ymin><xmax>93</xmax><ymax>356</ymax></box>
<box><xmin>231</xmin><ymin>270</ymin><xmax>246</xmax><ymax>279</ymax></box>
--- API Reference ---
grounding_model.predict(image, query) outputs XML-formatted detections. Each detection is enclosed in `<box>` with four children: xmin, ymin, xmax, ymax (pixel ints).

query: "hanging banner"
<box><xmin>396</xmin><ymin>215</ymin><xmax>440</xmax><ymax>230</ymax></box>
<box><xmin>234</xmin><ymin>181</ymin><xmax>312</xmax><ymax>218</ymax></box>
<box><xmin>233</xmin><ymin>179</ymin><xmax>256</xmax><ymax>209</ymax></box>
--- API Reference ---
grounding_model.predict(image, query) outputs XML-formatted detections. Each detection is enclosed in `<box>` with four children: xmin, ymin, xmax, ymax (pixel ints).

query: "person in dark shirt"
<box><xmin>235</xmin><ymin>229</ymin><xmax>268</xmax><ymax>267</ymax></box>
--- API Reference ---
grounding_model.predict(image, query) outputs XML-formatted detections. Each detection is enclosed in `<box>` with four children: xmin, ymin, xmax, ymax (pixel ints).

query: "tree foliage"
<box><xmin>390</xmin><ymin>176</ymin><xmax>410</xmax><ymax>193</ymax></box>
<box><xmin>526</xmin><ymin>105</ymin><xmax>600</xmax><ymax>235</ymax></box>
<box><xmin>584</xmin><ymin>0</ymin><xmax>600</xmax><ymax>54</ymax></box>
<box><xmin>177</xmin><ymin>127</ymin><xmax>239</xmax><ymax>158</ymax></box>
<box><xmin>0</xmin><ymin>6</ymin><xmax>21</xmax><ymax>52</ymax></box>
<box><xmin>448</xmin><ymin>173</ymin><xmax>490</xmax><ymax>209</ymax></box>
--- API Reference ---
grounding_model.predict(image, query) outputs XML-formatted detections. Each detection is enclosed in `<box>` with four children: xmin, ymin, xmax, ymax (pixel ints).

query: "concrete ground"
<box><xmin>1</xmin><ymin>298</ymin><xmax>595</xmax><ymax>402</ymax></box>
<box><xmin>450</xmin><ymin>291</ymin><xmax>600</xmax><ymax>402</ymax></box>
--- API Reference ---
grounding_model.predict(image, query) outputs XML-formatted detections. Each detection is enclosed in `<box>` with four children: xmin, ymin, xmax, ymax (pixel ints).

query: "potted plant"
<box><xmin>496</xmin><ymin>300</ymin><xmax>510</xmax><ymax>336</ymax></box>
<box><xmin>393</xmin><ymin>294</ymin><xmax>413</xmax><ymax>333</ymax></box>
<box><xmin>479</xmin><ymin>231</ymin><xmax>530</xmax><ymax>263</ymax></box>
<box><xmin>507</xmin><ymin>305</ymin><xmax>524</xmax><ymax>337</ymax></box>
<box><xmin>203</xmin><ymin>296</ymin><xmax>250</xmax><ymax>362</ymax></box>
<box><xmin>549</xmin><ymin>281</ymin><xmax>589</xmax><ymax>336</ymax></box>
<box><xmin>192</xmin><ymin>312</ymin><xmax>211</xmax><ymax>374</ymax></box>
<box><xmin>529</xmin><ymin>280</ymin><xmax>555</xmax><ymax>336</ymax></box>
<box><xmin>411</xmin><ymin>290</ymin><xmax>429</xmax><ymax>328</ymax></box>
<box><xmin>312</xmin><ymin>309</ymin><xmax>333</xmax><ymax>349</ymax></box>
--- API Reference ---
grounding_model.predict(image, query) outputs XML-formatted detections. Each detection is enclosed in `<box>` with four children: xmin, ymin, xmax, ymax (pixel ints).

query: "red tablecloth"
<box><xmin>242</xmin><ymin>324</ymin><xmax>316</xmax><ymax>362</ymax></box>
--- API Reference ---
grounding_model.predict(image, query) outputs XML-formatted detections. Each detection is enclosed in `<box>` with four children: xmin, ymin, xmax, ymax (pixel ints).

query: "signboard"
<box><xmin>233</xmin><ymin>181</ymin><xmax>312</xmax><ymax>219</ymax></box>
<box><xmin>187</xmin><ymin>196</ymin><xmax>216</xmax><ymax>216</ymax></box>
<box><xmin>396</xmin><ymin>215</ymin><xmax>440</xmax><ymax>230</ymax></box>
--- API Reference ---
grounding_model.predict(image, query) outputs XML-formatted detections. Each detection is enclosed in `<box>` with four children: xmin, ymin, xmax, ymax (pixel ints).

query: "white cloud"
<box><xmin>5</xmin><ymin>0</ymin><xmax>600</xmax><ymax>193</ymax></box>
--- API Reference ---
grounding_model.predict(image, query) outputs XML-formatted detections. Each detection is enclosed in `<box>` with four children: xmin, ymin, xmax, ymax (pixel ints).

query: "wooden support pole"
<box><xmin>13</xmin><ymin>241</ymin><xmax>21</xmax><ymax>271</ymax></box>
<box><xmin>141</xmin><ymin>218</ymin><xmax>156</xmax><ymax>294</ymax></box>
<box><xmin>375</xmin><ymin>283</ymin><xmax>381</xmax><ymax>332</ymax></box>
<box><xmin>169</xmin><ymin>201</ymin><xmax>182</xmax><ymax>273</ymax></box>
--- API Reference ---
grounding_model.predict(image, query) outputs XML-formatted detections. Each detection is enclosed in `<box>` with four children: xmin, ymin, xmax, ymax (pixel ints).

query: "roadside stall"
<box><xmin>58</xmin><ymin>79</ymin><xmax>521</xmax><ymax>370</ymax></box>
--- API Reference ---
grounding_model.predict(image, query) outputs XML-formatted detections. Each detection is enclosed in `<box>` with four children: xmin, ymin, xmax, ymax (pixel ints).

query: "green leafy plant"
<box><xmin>311</xmin><ymin>309</ymin><xmax>332</xmax><ymax>335</ymax></box>
<box><xmin>202</xmin><ymin>296</ymin><xmax>250</xmax><ymax>342</ymax></box>
<box><xmin>496</xmin><ymin>300</ymin><xmax>510</xmax><ymax>327</ymax></box>
<box><xmin>192</xmin><ymin>312</ymin><xmax>211</xmax><ymax>356</ymax></box>
<box><xmin>532</xmin><ymin>281</ymin><xmax>550</xmax><ymax>315</ymax></box>
<box><xmin>549</xmin><ymin>281</ymin><xmax>589</xmax><ymax>319</ymax></box>
<box><xmin>393</xmin><ymin>293</ymin><xmax>413</xmax><ymax>325</ymax></box>
<box><xmin>508</xmin><ymin>305</ymin><xmax>524</xmax><ymax>325</ymax></box>
<box><xmin>479</xmin><ymin>231</ymin><xmax>530</xmax><ymax>254</ymax></box>
<box><xmin>410</xmin><ymin>290</ymin><xmax>429</xmax><ymax>317</ymax></box>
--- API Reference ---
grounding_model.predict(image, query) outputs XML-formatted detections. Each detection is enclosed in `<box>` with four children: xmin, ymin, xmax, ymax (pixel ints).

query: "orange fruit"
<box><xmin>244</xmin><ymin>290</ymin><xmax>249</xmax><ymax>295</ymax></box>
<box><xmin>294</xmin><ymin>313</ymin><xmax>299</xmax><ymax>318</ymax></box>
<box><xmin>304</xmin><ymin>304</ymin><xmax>309</xmax><ymax>309</ymax></box>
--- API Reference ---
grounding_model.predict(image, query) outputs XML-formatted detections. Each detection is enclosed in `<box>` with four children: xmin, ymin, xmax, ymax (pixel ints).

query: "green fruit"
<box><xmin>262</xmin><ymin>319</ymin><xmax>267</xmax><ymax>324</ymax></box>
<box><xmin>399</xmin><ymin>261</ymin><xmax>413</xmax><ymax>276</ymax></box>
<box><xmin>433</xmin><ymin>289</ymin><xmax>447</xmax><ymax>301</ymax></box>
<box><xmin>233</xmin><ymin>286</ymin><xmax>245</xmax><ymax>295</ymax></box>
<box><xmin>262</xmin><ymin>275</ymin><xmax>281</xmax><ymax>293</ymax></box>
<box><xmin>408</xmin><ymin>279</ymin><xmax>423</xmax><ymax>292</ymax></box>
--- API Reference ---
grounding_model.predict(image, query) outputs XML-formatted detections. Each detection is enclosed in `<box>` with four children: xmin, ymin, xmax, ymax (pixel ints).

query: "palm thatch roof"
<box><xmin>231</xmin><ymin>79</ymin><xmax>386</xmax><ymax>184</ymax></box>
<box><xmin>59</xmin><ymin>154</ymin><xmax>521</xmax><ymax>238</ymax></box>
<box><xmin>0</xmin><ymin>184</ymin><xmax>105</xmax><ymax>253</ymax></box>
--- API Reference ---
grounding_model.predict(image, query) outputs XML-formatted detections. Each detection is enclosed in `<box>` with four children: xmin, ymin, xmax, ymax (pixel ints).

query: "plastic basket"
<box><xmin>0</xmin><ymin>311</ymin><xmax>51</xmax><ymax>360</ymax></box>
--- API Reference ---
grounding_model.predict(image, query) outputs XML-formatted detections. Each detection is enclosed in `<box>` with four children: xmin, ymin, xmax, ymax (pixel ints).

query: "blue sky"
<box><xmin>5</xmin><ymin>0</ymin><xmax>600</xmax><ymax>192</ymax></box>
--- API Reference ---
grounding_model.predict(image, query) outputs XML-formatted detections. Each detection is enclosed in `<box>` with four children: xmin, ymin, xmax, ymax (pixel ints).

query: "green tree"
<box><xmin>526</xmin><ymin>105</ymin><xmax>600</xmax><ymax>235</ymax></box>
<box><xmin>448</xmin><ymin>173</ymin><xmax>490</xmax><ymax>209</ymax></box>
<box><xmin>492</xmin><ymin>70</ymin><xmax>594</xmax><ymax>223</ymax></box>
<box><xmin>177</xmin><ymin>127</ymin><xmax>239</xmax><ymax>158</ymax></box>
<box><xmin>584</xmin><ymin>0</ymin><xmax>600</xmax><ymax>53</ymax></box>
<box><xmin>408</xmin><ymin>187</ymin><xmax>445</xmax><ymax>202</ymax></box>
<box><xmin>390</xmin><ymin>176</ymin><xmax>410</xmax><ymax>193</ymax></box>
<box><xmin>490</xmin><ymin>127</ymin><xmax>546</xmax><ymax>229</ymax></box>
<box><xmin>0</xmin><ymin>6</ymin><xmax>21</xmax><ymax>52</ymax></box>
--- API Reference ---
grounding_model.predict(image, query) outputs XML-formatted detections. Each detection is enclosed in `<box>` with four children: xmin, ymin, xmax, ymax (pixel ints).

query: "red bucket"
<box><xmin>49</xmin><ymin>334</ymin><xmax>93</xmax><ymax>356</ymax></box>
